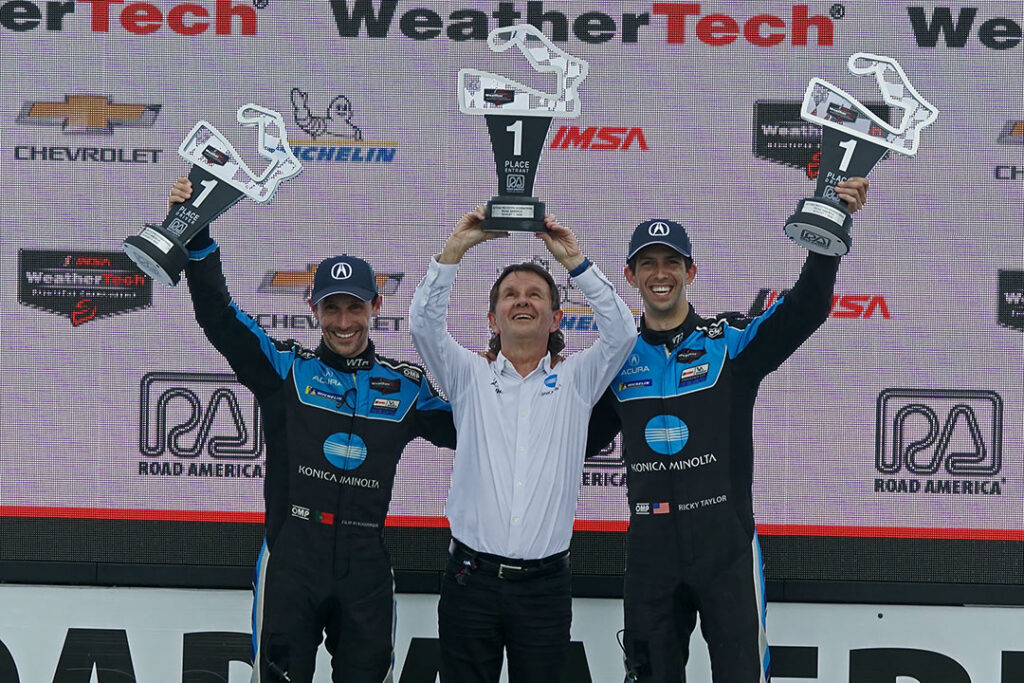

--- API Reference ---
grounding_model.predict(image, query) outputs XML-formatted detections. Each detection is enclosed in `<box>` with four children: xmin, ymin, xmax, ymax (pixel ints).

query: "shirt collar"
<box><xmin>493</xmin><ymin>350</ymin><xmax>554</xmax><ymax>377</ymax></box>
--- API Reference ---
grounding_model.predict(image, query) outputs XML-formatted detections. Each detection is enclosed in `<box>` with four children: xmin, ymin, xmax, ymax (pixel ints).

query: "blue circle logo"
<box><xmin>544</xmin><ymin>374</ymin><xmax>558</xmax><ymax>388</ymax></box>
<box><xmin>644</xmin><ymin>415</ymin><xmax>689</xmax><ymax>456</ymax></box>
<box><xmin>323</xmin><ymin>432</ymin><xmax>367</xmax><ymax>470</ymax></box>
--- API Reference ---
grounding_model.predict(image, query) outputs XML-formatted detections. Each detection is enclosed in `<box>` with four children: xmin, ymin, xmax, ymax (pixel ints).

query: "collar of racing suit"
<box><xmin>315</xmin><ymin>338</ymin><xmax>376</xmax><ymax>372</ymax></box>
<box><xmin>639</xmin><ymin>303</ymin><xmax>702</xmax><ymax>350</ymax></box>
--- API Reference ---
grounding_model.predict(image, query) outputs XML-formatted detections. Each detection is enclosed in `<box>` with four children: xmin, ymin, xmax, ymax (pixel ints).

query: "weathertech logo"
<box><xmin>753</xmin><ymin>100</ymin><xmax>890</xmax><ymax>178</ymax></box>
<box><xmin>14</xmin><ymin>94</ymin><xmax>163</xmax><ymax>164</ymax></box>
<box><xmin>329</xmin><ymin>1</ymin><xmax>839</xmax><ymax>46</ymax></box>
<box><xmin>0</xmin><ymin>0</ymin><xmax>258</xmax><ymax>35</ymax></box>
<box><xmin>749</xmin><ymin>289</ymin><xmax>891</xmax><ymax>319</ymax></box>
<box><xmin>908</xmin><ymin>7</ymin><xmax>1022</xmax><ymax>50</ymax></box>
<box><xmin>257</xmin><ymin>264</ymin><xmax>405</xmax><ymax>331</ymax></box>
<box><xmin>998</xmin><ymin>270</ymin><xmax>1024</xmax><ymax>331</ymax></box>
<box><xmin>874</xmin><ymin>388</ymin><xmax>1004</xmax><ymax>496</ymax></box>
<box><xmin>18</xmin><ymin>249</ymin><xmax>152</xmax><ymax>325</ymax></box>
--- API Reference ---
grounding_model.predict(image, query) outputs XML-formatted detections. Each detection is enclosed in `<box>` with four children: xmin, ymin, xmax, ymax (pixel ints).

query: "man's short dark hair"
<box><xmin>487</xmin><ymin>262</ymin><xmax>565</xmax><ymax>357</ymax></box>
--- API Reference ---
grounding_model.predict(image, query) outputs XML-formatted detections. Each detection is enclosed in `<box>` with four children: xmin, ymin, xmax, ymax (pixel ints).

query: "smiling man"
<box><xmin>409</xmin><ymin>206</ymin><xmax>636</xmax><ymax>683</ymax></box>
<box><xmin>587</xmin><ymin>178</ymin><xmax>870</xmax><ymax>683</ymax></box>
<box><xmin>168</xmin><ymin>177</ymin><xmax>455</xmax><ymax>683</ymax></box>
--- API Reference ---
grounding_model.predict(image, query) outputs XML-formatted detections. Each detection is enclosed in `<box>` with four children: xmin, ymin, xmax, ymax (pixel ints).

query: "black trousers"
<box><xmin>253</xmin><ymin>530</ymin><xmax>395</xmax><ymax>683</ymax></box>
<box><xmin>623</xmin><ymin>531</ymin><xmax>770</xmax><ymax>683</ymax></box>
<box><xmin>437</xmin><ymin>540</ymin><xmax>573</xmax><ymax>683</ymax></box>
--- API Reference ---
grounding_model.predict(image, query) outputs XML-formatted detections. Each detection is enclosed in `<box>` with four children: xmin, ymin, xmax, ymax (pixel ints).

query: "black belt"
<box><xmin>449</xmin><ymin>538</ymin><xmax>569</xmax><ymax>581</ymax></box>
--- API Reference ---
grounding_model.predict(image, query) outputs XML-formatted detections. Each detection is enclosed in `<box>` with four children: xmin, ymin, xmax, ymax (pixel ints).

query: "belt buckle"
<box><xmin>498</xmin><ymin>563</ymin><xmax>522</xmax><ymax>580</ymax></box>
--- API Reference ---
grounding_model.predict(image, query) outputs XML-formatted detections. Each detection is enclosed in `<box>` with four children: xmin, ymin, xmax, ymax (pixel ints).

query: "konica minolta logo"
<box><xmin>329</xmin><ymin>1</ymin><xmax>842</xmax><ymax>45</ymax></box>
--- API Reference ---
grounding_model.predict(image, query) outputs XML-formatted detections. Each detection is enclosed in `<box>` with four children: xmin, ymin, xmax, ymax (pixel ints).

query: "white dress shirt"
<box><xmin>409</xmin><ymin>257</ymin><xmax>636</xmax><ymax>559</ymax></box>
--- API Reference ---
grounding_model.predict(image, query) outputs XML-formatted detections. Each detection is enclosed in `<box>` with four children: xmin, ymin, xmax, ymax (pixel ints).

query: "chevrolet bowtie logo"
<box><xmin>998</xmin><ymin>121</ymin><xmax>1023</xmax><ymax>145</ymax></box>
<box><xmin>17</xmin><ymin>95</ymin><xmax>161</xmax><ymax>135</ymax></box>
<box><xmin>260</xmin><ymin>265</ymin><xmax>404</xmax><ymax>296</ymax></box>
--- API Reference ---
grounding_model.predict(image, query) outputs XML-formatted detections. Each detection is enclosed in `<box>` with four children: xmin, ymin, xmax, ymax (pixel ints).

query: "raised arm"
<box><xmin>539</xmin><ymin>215</ymin><xmax>637</xmax><ymax>404</ymax></box>
<box><xmin>408</xmin><ymin>207</ymin><xmax>505</xmax><ymax>395</ymax></box>
<box><xmin>173</xmin><ymin>177</ymin><xmax>292</xmax><ymax>395</ymax></box>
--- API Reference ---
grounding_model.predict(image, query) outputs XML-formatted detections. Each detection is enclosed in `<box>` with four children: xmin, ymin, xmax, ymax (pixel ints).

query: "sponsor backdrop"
<box><xmin>1</xmin><ymin>2</ymin><xmax>1022</xmax><ymax>588</ymax></box>
<box><xmin>1</xmin><ymin>584</ymin><xmax>1023</xmax><ymax>682</ymax></box>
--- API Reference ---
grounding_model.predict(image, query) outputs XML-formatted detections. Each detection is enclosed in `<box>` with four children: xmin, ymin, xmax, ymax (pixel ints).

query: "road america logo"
<box><xmin>874</xmin><ymin>388</ymin><xmax>1004</xmax><ymax>496</ymax></box>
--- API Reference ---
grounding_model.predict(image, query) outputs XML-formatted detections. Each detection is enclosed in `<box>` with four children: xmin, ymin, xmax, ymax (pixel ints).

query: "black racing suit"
<box><xmin>588</xmin><ymin>252</ymin><xmax>840</xmax><ymax>683</ymax></box>
<box><xmin>185</xmin><ymin>244</ymin><xmax>456</xmax><ymax>683</ymax></box>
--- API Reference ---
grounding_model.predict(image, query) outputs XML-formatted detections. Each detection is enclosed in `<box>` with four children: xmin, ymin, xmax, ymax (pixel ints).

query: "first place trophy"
<box><xmin>123</xmin><ymin>104</ymin><xmax>303</xmax><ymax>285</ymax></box>
<box><xmin>458</xmin><ymin>24</ymin><xmax>589</xmax><ymax>231</ymax></box>
<box><xmin>784</xmin><ymin>53</ymin><xmax>938</xmax><ymax>256</ymax></box>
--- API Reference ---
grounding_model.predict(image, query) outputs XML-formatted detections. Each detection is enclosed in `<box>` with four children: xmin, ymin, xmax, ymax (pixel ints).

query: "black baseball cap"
<box><xmin>627</xmin><ymin>219</ymin><xmax>693</xmax><ymax>262</ymax></box>
<box><xmin>309</xmin><ymin>255</ymin><xmax>378</xmax><ymax>305</ymax></box>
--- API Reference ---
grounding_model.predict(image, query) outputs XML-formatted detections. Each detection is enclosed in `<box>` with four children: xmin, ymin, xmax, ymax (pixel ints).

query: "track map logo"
<box><xmin>137</xmin><ymin>372</ymin><xmax>264</xmax><ymax>479</ymax></box>
<box><xmin>874</xmin><ymin>388</ymin><xmax>1004</xmax><ymax>496</ymax></box>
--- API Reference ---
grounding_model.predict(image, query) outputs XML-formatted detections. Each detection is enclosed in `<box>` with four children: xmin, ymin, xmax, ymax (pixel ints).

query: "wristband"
<box><xmin>568</xmin><ymin>257</ymin><xmax>592</xmax><ymax>278</ymax></box>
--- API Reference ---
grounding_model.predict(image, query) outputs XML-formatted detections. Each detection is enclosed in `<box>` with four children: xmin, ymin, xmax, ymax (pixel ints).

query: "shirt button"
<box><xmin>516</xmin><ymin>481</ymin><xmax>523</xmax><ymax>487</ymax></box>
<box><xmin>519</xmin><ymin>446</ymin><xmax>525</xmax><ymax>452</ymax></box>
<box><xmin>512</xmin><ymin>516</ymin><xmax>520</xmax><ymax>524</ymax></box>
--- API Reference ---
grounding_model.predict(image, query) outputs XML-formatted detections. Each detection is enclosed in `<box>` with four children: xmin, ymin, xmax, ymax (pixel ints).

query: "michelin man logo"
<box><xmin>801</xmin><ymin>53</ymin><xmax>938</xmax><ymax>157</ymax></box>
<box><xmin>290</xmin><ymin>88</ymin><xmax>363</xmax><ymax>141</ymax></box>
<box><xmin>178</xmin><ymin>103</ymin><xmax>302</xmax><ymax>204</ymax></box>
<box><xmin>458</xmin><ymin>24</ymin><xmax>589</xmax><ymax>118</ymax></box>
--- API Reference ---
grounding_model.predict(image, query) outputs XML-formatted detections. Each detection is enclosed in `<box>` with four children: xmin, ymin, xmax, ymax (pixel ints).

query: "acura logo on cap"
<box><xmin>648</xmin><ymin>221</ymin><xmax>670</xmax><ymax>237</ymax></box>
<box><xmin>331</xmin><ymin>263</ymin><xmax>352</xmax><ymax>280</ymax></box>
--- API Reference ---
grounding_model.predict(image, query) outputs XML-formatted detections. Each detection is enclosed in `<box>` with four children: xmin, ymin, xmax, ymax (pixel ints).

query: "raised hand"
<box><xmin>438</xmin><ymin>206</ymin><xmax>508</xmax><ymax>264</ymax></box>
<box><xmin>836</xmin><ymin>177</ymin><xmax>869</xmax><ymax>213</ymax></box>
<box><xmin>168</xmin><ymin>177</ymin><xmax>192</xmax><ymax>211</ymax></box>
<box><xmin>535</xmin><ymin>214</ymin><xmax>584</xmax><ymax>271</ymax></box>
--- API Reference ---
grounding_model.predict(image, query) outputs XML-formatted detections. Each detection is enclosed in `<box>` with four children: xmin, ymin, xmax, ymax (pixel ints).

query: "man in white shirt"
<box><xmin>409</xmin><ymin>206</ymin><xmax>636</xmax><ymax>683</ymax></box>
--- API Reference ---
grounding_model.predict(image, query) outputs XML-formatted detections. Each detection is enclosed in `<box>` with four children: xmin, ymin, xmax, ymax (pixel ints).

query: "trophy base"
<box><xmin>482</xmin><ymin>195</ymin><xmax>546</xmax><ymax>232</ymax></box>
<box><xmin>123</xmin><ymin>226</ymin><xmax>187</xmax><ymax>287</ymax></box>
<box><xmin>783</xmin><ymin>198</ymin><xmax>852</xmax><ymax>256</ymax></box>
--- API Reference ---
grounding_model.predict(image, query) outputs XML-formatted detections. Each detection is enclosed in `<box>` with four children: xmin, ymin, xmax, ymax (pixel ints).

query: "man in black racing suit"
<box><xmin>587</xmin><ymin>179</ymin><xmax>869</xmax><ymax>683</ymax></box>
<box><xmin>170</xmin><ymin>178</ymin><xmax>456</xmax><ymax>682</ymax></box>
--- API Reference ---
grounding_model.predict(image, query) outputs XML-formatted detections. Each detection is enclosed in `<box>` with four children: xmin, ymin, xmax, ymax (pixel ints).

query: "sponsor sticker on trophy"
<box><xmin>784</xmin><ymin>53</ymin><xmax>938</xmax><ymax>256</ymax></box>
<box><xmin>123</xmin><ymin>104</ymin><xmax>302</xmax><ymax>286</ymax></box>
<box><xmin>458</xmin><ymin>24</ymin><xmax>589</xmax><ymax>232</ymax></box>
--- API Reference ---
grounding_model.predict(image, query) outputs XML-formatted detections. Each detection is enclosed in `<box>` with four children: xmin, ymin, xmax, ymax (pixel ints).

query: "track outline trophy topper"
<box><xmin>784</xmin><ymin>53</ymin><xmax>938</xmax><ymax>256</ymax></box>
<box><xmin>123</xmin><ymin>104</ymin><xmax>302</xmax><ymax>285</ymax></box>
<box><xmin>458</xmin><ymin>24</ymin><xmax>589</xmax><ymax>232</ymax></box>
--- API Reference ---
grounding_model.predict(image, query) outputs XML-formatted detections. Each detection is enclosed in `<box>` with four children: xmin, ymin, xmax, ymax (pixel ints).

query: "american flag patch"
<box><xmin>652</xmin><ymin>502</ymin><xmax>670</xmax><ymax>515</ymax></box>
